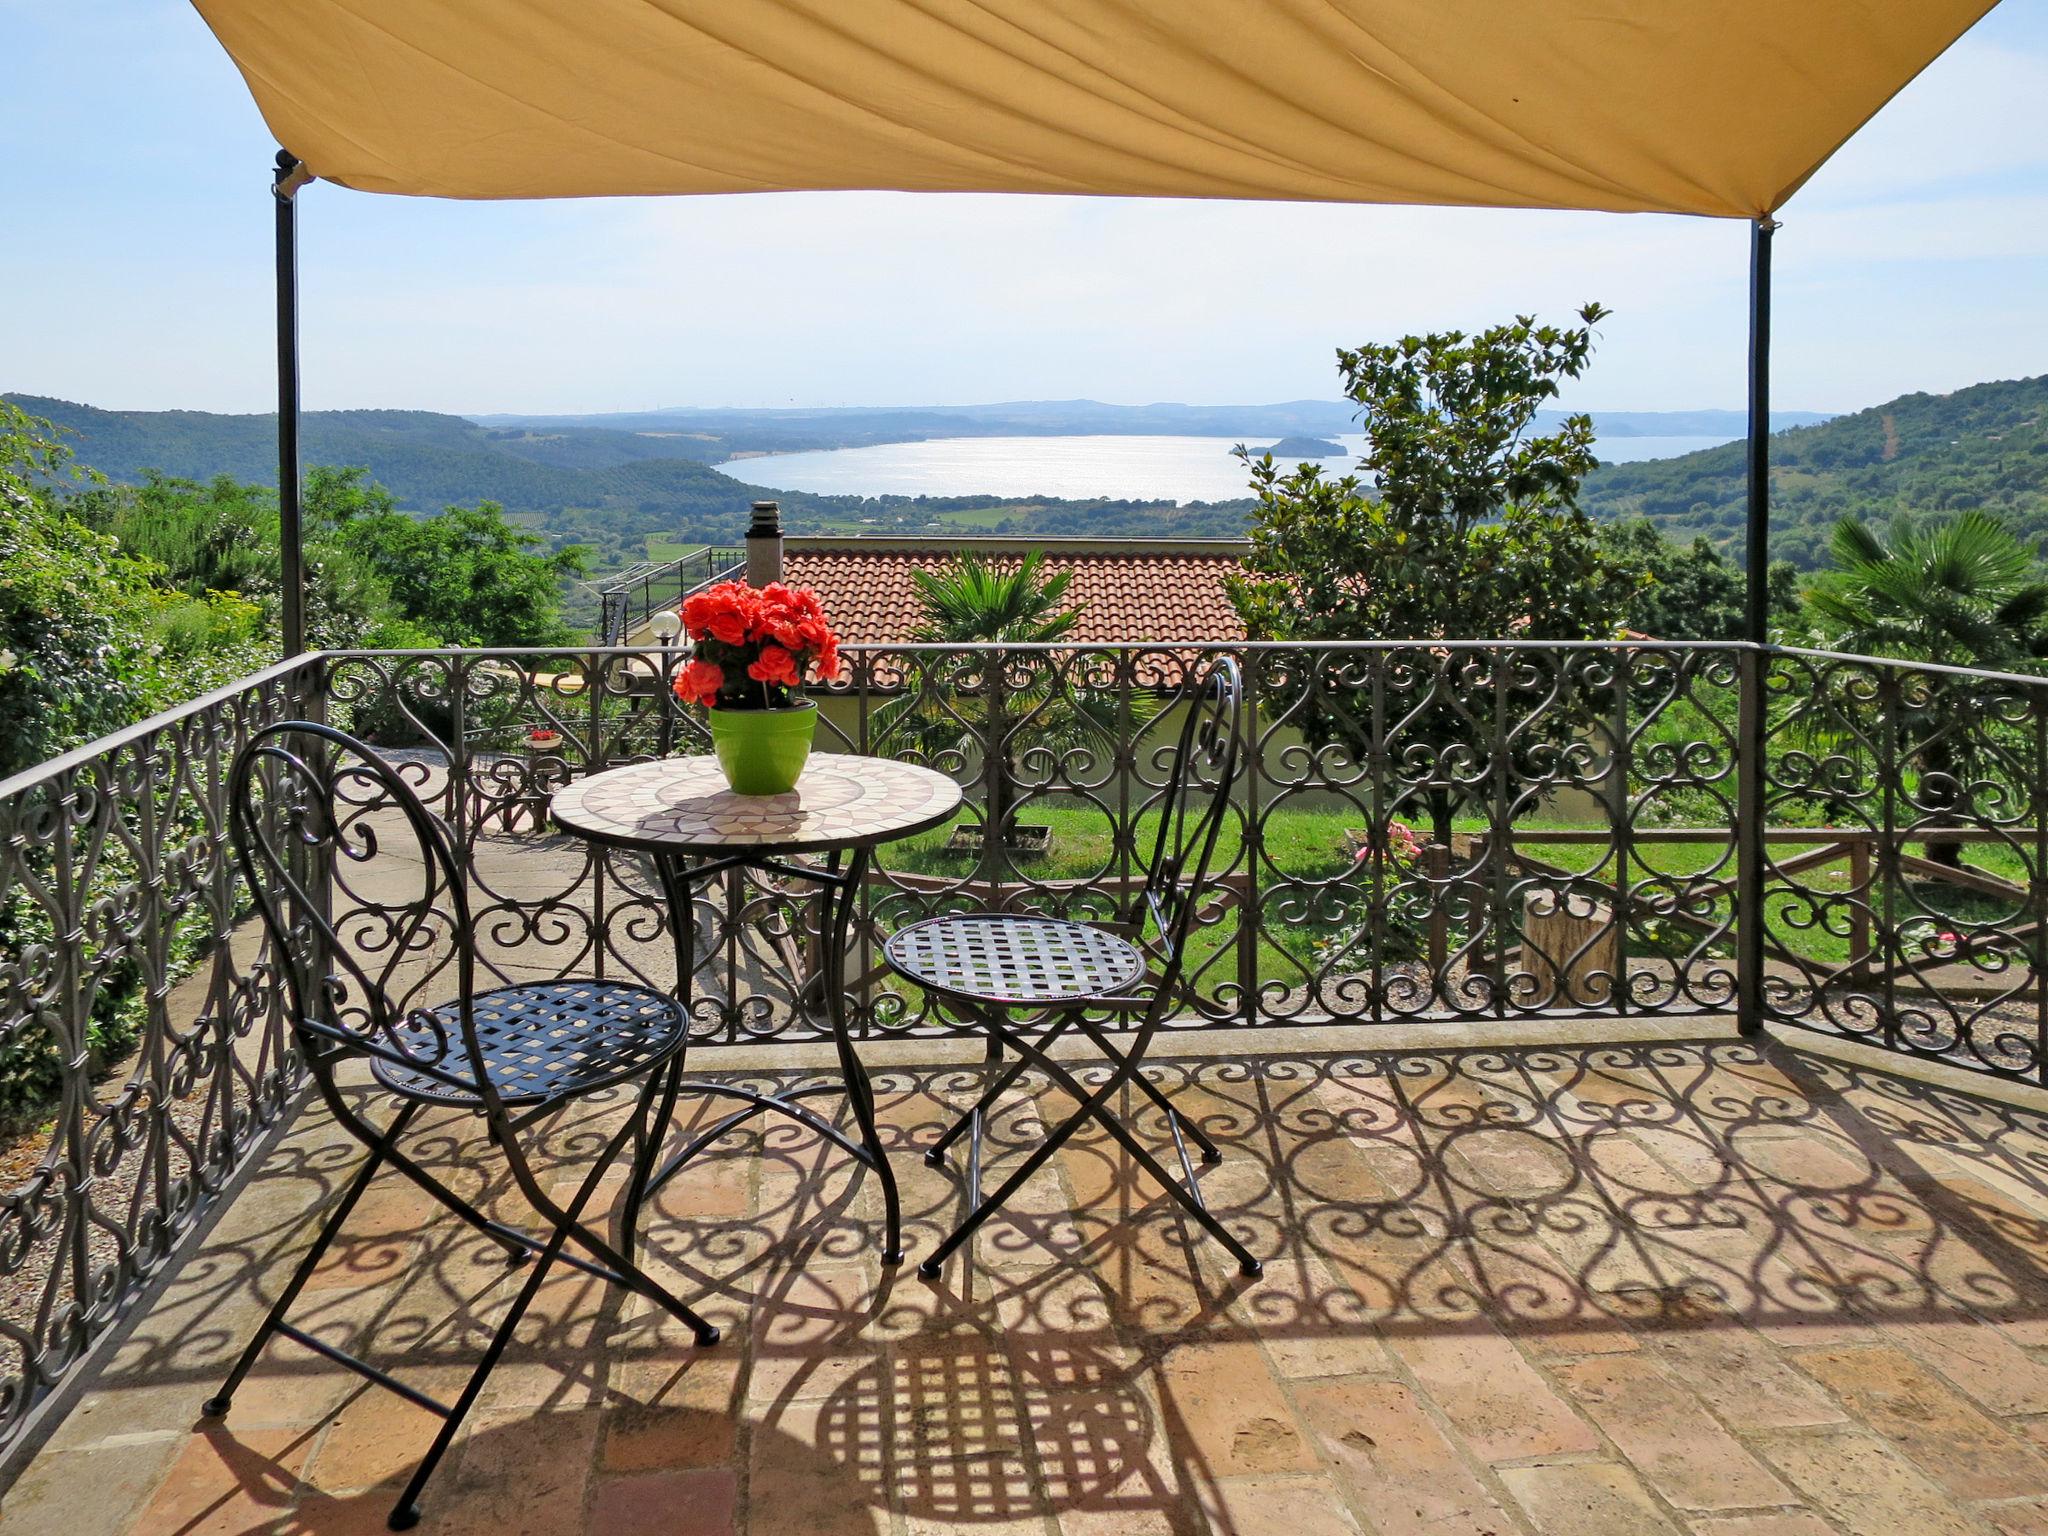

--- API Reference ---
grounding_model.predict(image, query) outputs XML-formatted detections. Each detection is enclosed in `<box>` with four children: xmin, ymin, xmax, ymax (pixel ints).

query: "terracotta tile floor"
<box><xmin>13</xmin><ymin>1030</ymin><xmax>2048</xmax><ymax>1536</ymax></box>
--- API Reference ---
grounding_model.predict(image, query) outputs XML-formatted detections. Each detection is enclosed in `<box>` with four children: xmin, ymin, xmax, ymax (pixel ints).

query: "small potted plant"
<box><xmin>671</xmin><ymin>580</ymin><xmax>841</xmax><ymax>795</ymax></box>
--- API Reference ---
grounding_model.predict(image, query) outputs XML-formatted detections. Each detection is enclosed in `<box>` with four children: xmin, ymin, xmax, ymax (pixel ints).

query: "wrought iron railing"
<box><xmin>595</xmin><ymin>546</ymin><xmax>745</xmax><ymax>644</ymax></box>
<box><xmin>0</xmin><ymin>656</ymin><xmax>319</xmax><ymax>1451</ymax></box>
<box><xmin>5</xmin><ymin>636</ymin><xmax>2048</xmax><ymax>1451</ymax></box>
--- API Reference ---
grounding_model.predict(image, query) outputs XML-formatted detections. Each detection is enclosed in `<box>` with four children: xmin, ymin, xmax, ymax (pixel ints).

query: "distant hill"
<box><xmin>1580</xmin><ymin>375</ymin><xmax>2048</xmax><ymax>568</ymax></box>
<box><xmin>19</xmin><ymin>389</ymin><xmax>1933</xmax><ymax>578</ymax></box>
<box><xmin>474</xmin><ymin>400</ymin><xmax>1366</xmax><ymax>458</ymax></box>
<box><xmin>1570</xmin><ymin>408</ymin><xmax>1829</xmax><ymax>439</ymax></box>
<box><xmin>473</xmin><ymin>400</ymin><xmax>1828</xmax><ymax>459</ymax></box>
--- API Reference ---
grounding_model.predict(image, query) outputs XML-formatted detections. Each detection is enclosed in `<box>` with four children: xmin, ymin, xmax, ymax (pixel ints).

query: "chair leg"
<box><xmin>558</xmin><ymin>1216</ymin><xmax>721</xmax><ymax>1347</ymax></box>
<box><xmin>1027</xmin><ymin>1042</ymin><xmax>1261</xmax><ymax>1277</ymax></box>
<box><xmin>372</xmin><ymin>1137</ymin><xmax>532</xmax><ymax>1267</ymax></box>
<box><xmin>384</xmin><ymin>1137</ymin><xmax>617</xmax><ymax>1531</ymax></box>
<box><xmin>916</xmin><ymin>1044</ymin><xmax>1102</xmax><ymax>1278</ymax></box>
<box><xmin>619</xmin><ymin>1053</ymin><xmax>685</xmax><ymax>1259</ymax></box>
<box><xmin>920</xmin><ymin>1023</ymin><xmax>1261</xmax><ymax>1280</ymax></box>
<box><xmin>1073</xmin><ymin>1018</ymin><xmax>1222</xmax><ymax>1162</ymax></box>
<box><xmin>202</xmin><ymin>1101</ymin><xmax>420</xmax><ymax>1416</ymax></box>
<box><xmin>925</xmin><ymin>1011</ymin><xmax>1073</xmax><ymax>1163</ymax></box>
<box><xmin>506</xmin><ymin>1101</ymin><xmax>722</xmax><ymax>1348</ymax></box>
<box><xmin>1072</xmin><ymin>1095</ymin><xmax>1261</xmax><ymax>1277</ymax></box>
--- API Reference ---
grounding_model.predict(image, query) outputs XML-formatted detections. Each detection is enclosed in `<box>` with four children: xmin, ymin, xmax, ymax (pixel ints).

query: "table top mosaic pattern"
<box><xmin>550</xmin><ymin>753</ymin><xmax>962</xmax><ymax>853</ymax></box>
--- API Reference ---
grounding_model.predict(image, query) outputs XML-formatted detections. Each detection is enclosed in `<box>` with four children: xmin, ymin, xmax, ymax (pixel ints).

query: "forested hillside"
<box><xmin>5</xmin><ymin>395</ymin><xmax>1248</xmax><ymax>567</ymax></box>
<box><xmin>1582</xmin><ymin>374</ymin><xmax>2048</xmax><ymax>567</ymax></box>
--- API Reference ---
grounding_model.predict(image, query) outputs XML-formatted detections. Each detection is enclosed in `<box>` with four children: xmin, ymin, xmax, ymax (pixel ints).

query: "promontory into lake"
<box><xmin>1254</xmin><ymin>436</ymin><xmax>1345</xmax><ymax>458</ymax></box>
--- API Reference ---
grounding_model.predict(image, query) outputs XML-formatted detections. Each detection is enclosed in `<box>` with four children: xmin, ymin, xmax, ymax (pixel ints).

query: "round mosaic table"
<box><xmin>550</xmin><ymin>753</ymin><xmax>962</xmax><ymax>1265</ymax></box>
<box><xmin>550</xmin><ymin>753</ymin><xmax>961</xmax><ymax>855</ymax></box>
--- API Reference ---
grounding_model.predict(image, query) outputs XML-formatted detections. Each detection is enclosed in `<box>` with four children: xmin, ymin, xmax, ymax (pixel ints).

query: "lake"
<box><xmin>715</xmin><ymin>433</ymin><xmax>1733</xmax><ymax>503</ymax></box>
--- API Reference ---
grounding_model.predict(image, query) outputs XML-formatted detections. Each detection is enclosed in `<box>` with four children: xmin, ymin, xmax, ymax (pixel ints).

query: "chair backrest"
<box><xmin>1134</xmin><ymin>656</ymin><xmax>1243</xmax><ymax>979</ymax></box>
<box><xmin>228</xmin><ymin>720</ymin><xmax>488</xmax><ymax>1100</ymax></box>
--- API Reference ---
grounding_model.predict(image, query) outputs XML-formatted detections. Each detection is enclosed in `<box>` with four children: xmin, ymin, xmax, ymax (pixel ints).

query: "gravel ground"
<box><xmin>1</xmin><ymin>1035</ymin><xmax>262</xmax><ymax>1395</ymax></box>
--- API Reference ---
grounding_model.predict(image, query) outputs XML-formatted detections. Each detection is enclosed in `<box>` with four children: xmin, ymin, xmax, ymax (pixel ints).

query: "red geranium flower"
<box><xmin>682</xmin><ymin>583</ymin><xmax>758</xmax><ymax>647</ymax></box>
<box><xmin>671</xmin><ymin>579</ymin><xmax>840</xmax><ymax>708</ymax></box>
<box><xmin>673</xmin><ymin>658</ymin><xmax>724</xmax><ymax>706</ymax></box>
<box><xmin>747</xmin><ymin>646</ymin><xmax>801</xmax><ymax>688</ymax></box>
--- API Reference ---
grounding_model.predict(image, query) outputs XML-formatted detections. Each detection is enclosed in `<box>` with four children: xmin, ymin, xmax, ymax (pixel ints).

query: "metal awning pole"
<box><xmin>274</xmin><ymin>150</ymin><xmax>309</xmax><ymax>656</ymax></box>
<box><xmin>1743</xmin><ymin>217</ymin><xmax>1777</xmax><ymax>643</ymax></box>
<box><xmin>1736</xmin><ymin>214</ymin><xmax>1777</xmax><ymax>1037</ymax></box>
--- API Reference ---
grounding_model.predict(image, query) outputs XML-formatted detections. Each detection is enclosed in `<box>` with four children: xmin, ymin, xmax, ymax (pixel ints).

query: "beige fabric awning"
<box><xmin>191</xmin><ymin>1</ymin><xmax>1993</xmax><ymax>217</ymax></box>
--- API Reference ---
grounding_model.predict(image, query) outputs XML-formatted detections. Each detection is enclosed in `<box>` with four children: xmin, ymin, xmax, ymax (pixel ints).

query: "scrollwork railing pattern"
<box><xmin>301</xmin><ymin>640</ymin><xmax>2048</xmax><ymax>1078</ymax></box>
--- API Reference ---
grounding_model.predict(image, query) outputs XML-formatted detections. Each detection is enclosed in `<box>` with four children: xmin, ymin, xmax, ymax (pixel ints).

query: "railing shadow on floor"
<box><xmin>60</xmin><ymin>1032</ymin><xmax>2048</xmax><ymax>1530</ymax></box>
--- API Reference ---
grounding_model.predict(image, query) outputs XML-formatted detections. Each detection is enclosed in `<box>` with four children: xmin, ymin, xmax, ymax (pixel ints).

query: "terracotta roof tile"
<box><xmin>782</xmin><ymin>544</ymin><xmax>1247</xmax><ymax>646</ymax></box>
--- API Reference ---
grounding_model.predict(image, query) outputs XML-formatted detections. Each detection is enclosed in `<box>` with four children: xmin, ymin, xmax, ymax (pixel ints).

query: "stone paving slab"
<box><xmin>10</xmin><ymin>1034</ymin><xmax>2048</xmax><ymax>1535</ymax></box>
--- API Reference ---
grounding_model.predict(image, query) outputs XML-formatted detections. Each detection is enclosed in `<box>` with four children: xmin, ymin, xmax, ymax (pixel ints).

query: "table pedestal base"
<box><xmin>644</xmin><ymin>846</ymin><xmax>903</xmax><ymax>1264</ymax></box>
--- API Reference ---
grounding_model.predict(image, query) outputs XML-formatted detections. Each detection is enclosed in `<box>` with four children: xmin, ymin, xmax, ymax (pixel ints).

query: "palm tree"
<box><xmin>908</xmin><ymin>550</ymin><xmax>1082</xmax><ymax>643</ymax></box>
<box><xmin>1807</xmin><ymin>512</ymin><xmax>2048</xmax><ymax>669</ymax></box>
<box><xmin>885</xmin><ymin>552</ymin><xmax>1100</xmax><ymax>863</ymax></box>
<box><xmin>1808</xmin><ymin>512</ymin><xmax>2048</xmax><ymax>866</ymax></box>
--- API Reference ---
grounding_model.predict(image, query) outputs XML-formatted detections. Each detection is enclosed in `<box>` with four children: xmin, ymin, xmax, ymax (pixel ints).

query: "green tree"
<box><xmin>1597</xmin><ymin>517</ymin><xmax>1800</xmax><ymax>641</ymax></box>
<box><xmin>908</xmin><ymin>550</ymin><xmax>1082</xmax><ymax>643</ymax></box>
<box><xmin>885</xmin><ymin>551</ymin><xmax>1107</xmax><ymax>858</ymax></box>
<box><xmin>1228</xmin><ymin>306</ymin><xmax>1638</xmax><ymax>652</ymax></box>
<box><xmin>1807</xmin><ymin>511</ymin><xmax>2048</xmax><ymax>667</ymax></box>
<box><xmin>84</xmin><ymin>467</ymin><xmax>431</xmax><ymax>652</ymax></box>
<box><xmin>336</xmin><ymin>497</ymin><xmax>589</xmax><ymax>649</ymax></box>
<box><xmin>0</xmin><ymin>405</ymin><xmax>270</xmax><ymax>1112</ymax></box>
<box><xmin>1226</xmin><ymin>307</ymin><xmax>1641</xmax><ymax>842</ymax></box>
<box><xmin>99</xmin><ymin>472</ymin><xmax>277</xmax><ymax>599</ymax></box>
<box><xmin>1808</xmin><ymin>510</ymin><xmax>2048</xmax><ymax>866</ymax></box>
<box><xmin>0</xmin><ymin>403</ymin><xmax>142</xmax><ymax>776</ymax></box>
<box><xmin>88</xmin><ymin>464</ymin><xmax>583</xmax><ymax>652</ymax></box>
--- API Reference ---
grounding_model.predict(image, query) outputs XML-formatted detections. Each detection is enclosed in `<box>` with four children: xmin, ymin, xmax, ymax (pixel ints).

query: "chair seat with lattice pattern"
<box><xmin>373</xmin><ymin>980</ymin><xmax>690</xmax><ymax>1107</ymax></box>
<box><xmin>884</xmin><ymin>915</ymin><xmax>1147</xmax><ymax>1010</ymax></box>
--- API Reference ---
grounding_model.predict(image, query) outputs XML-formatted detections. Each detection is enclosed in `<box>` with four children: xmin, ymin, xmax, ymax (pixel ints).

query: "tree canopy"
<box><xmin>1597</xmin><ymin>518</ymin><xmax>1800</xmax><ymax>641</ymax></box>
<box><xmin>3</xmin><ymin>402</ymin><xmax>595</xmax><ymax>775</ymax></box>
<box><xmin>1807</xmin><ymin>510</ymin><xmax>2048</xmax><ymax>670</ymax></box>
<box><xmin>0</xmin><ymin>403</ymin><xmax>268</xmax><ymax>778</ymax></box>
<box><xmin>1227</xmin><ymin>305</ymin><xmax>1640</xmax><ymax>647</ymax></box>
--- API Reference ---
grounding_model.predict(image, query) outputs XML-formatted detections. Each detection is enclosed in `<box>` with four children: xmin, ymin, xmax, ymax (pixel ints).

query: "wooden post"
<box><xmin>1524</xmin><ymin>889</ymin><xmax>1618</xmax><ymax>1008</ymax></box>
<box><xmin>1424</xmin><ymin>841</ymin><xmax>1450</xmax><ymax>1003</ymax></box>
<box><xmin>1848</xmin><ymin>836</ymin><xmax>1873</xmax><ymax>981</ymax></box>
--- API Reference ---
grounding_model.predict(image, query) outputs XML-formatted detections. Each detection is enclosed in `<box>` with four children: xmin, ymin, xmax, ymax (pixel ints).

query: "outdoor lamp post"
<box><xmin>650</xmin><ymin>608</ymin><xmax>684</xmax><ymax>755</ymax></box>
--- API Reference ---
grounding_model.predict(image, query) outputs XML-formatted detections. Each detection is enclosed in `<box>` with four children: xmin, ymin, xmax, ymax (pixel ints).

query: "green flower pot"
<box><xmin>707</xmin><ymin>700</ymin><xmax>817</xmax><ymax>795</ymax></box>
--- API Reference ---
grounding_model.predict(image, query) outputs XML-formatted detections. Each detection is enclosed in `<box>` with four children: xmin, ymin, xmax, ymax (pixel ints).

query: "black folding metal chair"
<box><xmin>203</xmin><ymin>722</ymin><xmax>716</xmax><ymax>1530</ymax></box>
<box><xmin>885</xmin><ymin>656</ymin><xmax>1261</xmax><ymax>1280</ymax></box>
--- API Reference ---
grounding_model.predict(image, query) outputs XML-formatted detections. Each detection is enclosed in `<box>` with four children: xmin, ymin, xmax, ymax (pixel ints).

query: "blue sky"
<box><xmin>4</xmin><ymin>2</ymin><xmax>2045</xmax><ymax>418</ymax></box>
